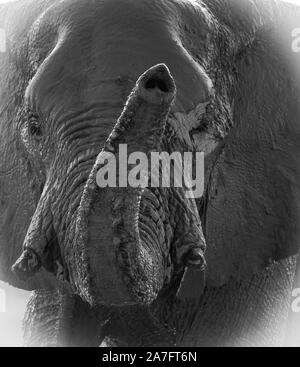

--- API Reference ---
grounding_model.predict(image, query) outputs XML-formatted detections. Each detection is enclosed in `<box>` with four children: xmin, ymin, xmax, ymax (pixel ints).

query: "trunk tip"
<box><xmin>137</xmin><ymin>63</ymin><xmax>176</xmax><ymax>105</ymax></box>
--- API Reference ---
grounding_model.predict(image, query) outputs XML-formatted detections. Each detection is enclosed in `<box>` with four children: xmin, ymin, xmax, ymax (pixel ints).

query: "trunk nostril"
<box><xmin>138</xmin><ymin>63</ymin><xmax>176</xmax><ymax>105</ymax></box>
<box><xmin>145</xmin><ymin>77</ymin><xmax>169</xmax><ymax>93</ymax></box>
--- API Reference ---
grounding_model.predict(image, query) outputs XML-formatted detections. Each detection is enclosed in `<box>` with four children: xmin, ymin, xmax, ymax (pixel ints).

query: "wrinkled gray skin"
<box><xmin>0</xmin><ymin>0</ymin><xmax>300</xmax><ymax>347</ymax></box>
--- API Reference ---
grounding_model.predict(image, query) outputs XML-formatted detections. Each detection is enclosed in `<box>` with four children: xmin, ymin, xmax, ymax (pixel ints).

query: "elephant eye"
<box><xmin>29</xmin><ymin>121</ymin><xmax>42</xmax><ymax>137</ymax></box>
<box><xmin>28</xmin><ymin>112</ymin><xmax>43</xmax><ymax>138</ymax></box>
<box><xmin>20</xmin><ymin>106</ymin><xmax>45</xmax><ymax>157</ymax></box>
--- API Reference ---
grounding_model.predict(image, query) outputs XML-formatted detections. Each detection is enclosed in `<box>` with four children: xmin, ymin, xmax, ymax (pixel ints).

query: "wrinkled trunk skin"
<box><xmin>71</xmin><ymin>64</ymin><xmax>205</xmax><ymax>306</ymax></box>
<box><xmin>69</xmin><ymin>65</ymin><xmax>177</xmax><ymax>306</ymax></box>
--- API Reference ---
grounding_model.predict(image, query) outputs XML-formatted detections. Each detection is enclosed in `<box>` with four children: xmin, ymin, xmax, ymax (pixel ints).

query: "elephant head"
<box><xmin>12</xmin><ymin>62</ymin><xmax>207</xmax><ymax>305</ymax></box>
<box><xmin>1</xmin><ymin>0</ymin><xmax>300</xmax><ymax>346</ymax></box>
<box><xmin>1</xmin><ymin>0</ymin><xmax>213</xmax><ymax>307</ymax></box>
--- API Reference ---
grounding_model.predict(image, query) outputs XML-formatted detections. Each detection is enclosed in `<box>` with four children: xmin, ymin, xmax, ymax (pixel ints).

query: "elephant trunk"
<box><xmin>71</xmin><ymin>64</ymin><xmax>177</xmax><ymax>305</ymax></box>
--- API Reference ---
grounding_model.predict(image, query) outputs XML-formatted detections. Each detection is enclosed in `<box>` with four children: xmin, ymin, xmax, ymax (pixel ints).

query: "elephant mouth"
<box><xmin>12</xmin><ymin>64</ymin><xmax>206</xmax><ymax>306</ymax></box>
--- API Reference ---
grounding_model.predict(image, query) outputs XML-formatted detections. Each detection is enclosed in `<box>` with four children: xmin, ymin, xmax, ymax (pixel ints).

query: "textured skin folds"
<box><xmin>0</xmin><ymin>0</ymin><xmax>299</xmax><ymax>346</ymax></box>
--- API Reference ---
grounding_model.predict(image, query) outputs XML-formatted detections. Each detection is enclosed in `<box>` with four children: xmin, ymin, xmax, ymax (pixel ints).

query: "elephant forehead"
<box><xmin>26</xmin><ymin>0</ymin><xmax>214</xmax><ymax>115</ymax></box>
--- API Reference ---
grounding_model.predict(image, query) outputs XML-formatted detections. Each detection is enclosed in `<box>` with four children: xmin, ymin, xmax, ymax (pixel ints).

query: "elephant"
<box><xmin>0</xmin><ymin>0</ymin><xmax>300</xmax><ymax>347</ymax></box>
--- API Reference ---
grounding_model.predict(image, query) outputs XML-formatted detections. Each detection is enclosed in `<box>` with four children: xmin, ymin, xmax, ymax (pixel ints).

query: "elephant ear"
<box><xmin>204</xmin><ymin>0</ymin><xmax>300</xmax><ymax>287</ymax></box>
<box><xmin>0</xmin><ymin>0</ymin><xmax>58</xmax><ymax>290</ymax></box>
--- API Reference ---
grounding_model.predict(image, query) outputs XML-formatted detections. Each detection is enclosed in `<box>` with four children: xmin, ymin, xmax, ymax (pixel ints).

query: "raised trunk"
<box><xmin>71</xmin><ymin>64</ymin><xmax>177</xmax><ymax>305</ymax></box>
<box><xmin>70</xmin><ymin>64</ymin><xmax>206</xmax><ymax>306</ymax></box>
